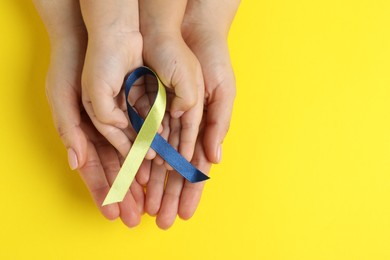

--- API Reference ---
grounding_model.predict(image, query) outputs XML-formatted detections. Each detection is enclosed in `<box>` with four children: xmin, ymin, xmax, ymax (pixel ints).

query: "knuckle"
<box><xmin>94</xmin><ymin>109</ymin><xmax>111</xmax><ymax>123</ymax></box>
<box><xmin>186</xmin><ymin>94</ymin><xmax>197</xmax><ymax>108</ymax></box>
<box><xmin>164</xmin><ymin>190</ymin><xmax>181</xmax><ymax>200</ymax></box>
<box><xmin>219</xmin><ymin>121</ymin><xmax>231</xmax><ymax>136</ymax></box>
<box><xmin>82</xmin><ymin>158</ymin><xmax>102</xmax><ymax>170</ymax></box>
<box><xmin>181</xmin><ymin>121</ymin><xmax>197</xmax><ymax>132</ymax></box>
<box><xmin>221</xmin><ymin>120</ymin><xmax>232</xmax><ymax>135</ymax></box>
<box><xmin>56</xmin><ymin>123</ymin><xmax>78</xmax><ymax>140</ymax></box>
<box><xmin>102</xmin><ymin>162</ymin><xmax>121</xmax><ymax>175</ymax></box>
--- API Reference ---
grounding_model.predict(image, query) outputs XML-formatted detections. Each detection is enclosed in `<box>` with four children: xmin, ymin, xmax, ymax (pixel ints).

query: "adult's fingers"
<box><xmin>178</xmin><ymin>130</ymin><xmax>212</xmax><ymax>220</ymax></box>
<box><xmin>135</xmin><ymin>159</ymin><xmax>151</xmax><ymax>186</ymax></box>
<box><xmin>94</xmin><ymin>136</ymin><xmax>141</xmax><ymax>227</ymax></box>
<box><xmin>119</xmin><ymin>185</ymin><xmax>142</xmax><ymax>227</ymax></box>
<box><xmin>78</xmin><ymin>138</ymin><xmax>120</xmax><ymax>220</ymax></box>
<box><xmin>145</xmin><ymin>162</ymin><xmax>167</xmax><ymax>216</ymax></box>
<box><xmin>46</xmin><ymin>76</ymin><xmax>88</xmax><ymax>170</ymax></box>
<box><xmin>189</xmin><ymin>39</ymin><xmax>236</xmax><ymax>164</ymax></box>
<box><xmin>131</xmin><ymin>180</ymin><xmax>145</xmax><ymax>215</ymax></box>
<box><xmin>203</xmin><ymin>83</ymin><xmax>235</xmax><ymax>163</ymax></box>
<box><xmin>156</xmin><ymin>171</ymin><xmax>185</xmax><ymax>230</ymax></box>
<box><xmin>99</xmin><ymin>144</ymin><xmax>142</xmax><ymax>227</ymax></box>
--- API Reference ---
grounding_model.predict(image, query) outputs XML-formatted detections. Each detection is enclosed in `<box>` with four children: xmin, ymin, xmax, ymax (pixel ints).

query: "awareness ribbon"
<box><xmin>103</xmin><ymin>67</ymin><xmax>209</xmax><ymax>206</ymax></box>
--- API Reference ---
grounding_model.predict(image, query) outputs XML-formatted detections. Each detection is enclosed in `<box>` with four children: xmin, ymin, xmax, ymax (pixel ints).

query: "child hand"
<box><xmin>140</xmin><ymin>0</ymin><xmax>204</xmax><ymax>166</ymax></box>
<box><xmin>79</xmin><ymin>0</ymin><xmax>153</xmax><ymax>159</ymax></box>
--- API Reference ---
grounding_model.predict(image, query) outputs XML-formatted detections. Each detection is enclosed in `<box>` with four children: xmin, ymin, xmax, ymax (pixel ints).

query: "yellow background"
<box><xmin>1</xmin><ymin>0</ymin><xmax>390</xmax><ymax>259</ymax></box>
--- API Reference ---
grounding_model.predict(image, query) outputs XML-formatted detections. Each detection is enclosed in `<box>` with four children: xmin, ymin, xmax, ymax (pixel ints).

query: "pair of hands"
<box><xmin>35</xmin><ymin>0</ymin><xmax>238</xmax><ymax>229</ymax></box>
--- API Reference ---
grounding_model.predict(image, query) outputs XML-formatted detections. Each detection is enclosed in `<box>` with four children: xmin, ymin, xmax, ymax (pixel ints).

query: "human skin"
<box><xmin>139</xmin><ymin>0</ymin><xmax>205</xmax><ymax>165</ymax></box>
<box><xmin>79</xmin><ymin>0</ymin><xmax>144</xmax><ymax>159</ymax></box>
<box><xmin>33</xmin><ymin>0</ymin><xmax>145</xmax><ymax>227</ymax></box>
<box><xmin>142</xmin><ymin>0</ymin><xmax>240</xmax><ymax>229</ymax></box>
<box><xmin>33</xmin><ymin>0</ymin><xmax>240</xmax><ymax>229</ymax></box>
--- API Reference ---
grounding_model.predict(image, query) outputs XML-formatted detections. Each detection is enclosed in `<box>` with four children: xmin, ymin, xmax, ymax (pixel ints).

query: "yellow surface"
<box><xmin>1</xmin><ymin>1</ymin><xmax>390</xmax><ymax>259</ymax></box>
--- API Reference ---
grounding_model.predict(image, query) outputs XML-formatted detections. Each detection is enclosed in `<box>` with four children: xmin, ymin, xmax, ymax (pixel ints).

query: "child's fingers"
<box><xmin>170</xmin><ymin>92</ymin><xmax>196</xmax><ymax>119</ymax></box>
<box><xmin>81</xmin><ymin>33</ymin><xmax>142</xmax><ymax>136</ymax></box>
<box><xmin>145</xmin><ymin>148</ymin><xmax>157</xmax><ymax>160</ymax></box>
<box><xmin>82</xmin><ymin>98</ymin><xmax>132</xmax><ymax>158</ymax></box>
<box><xmin>84</xmin><ymin>84</ymin><xmax>129</xmax><ymax>128</ymax></box>
<box><xmin>81</xmin><ymin>44</ymin><xmax>129</xmax><ymax>128</ymax></box>
<box><xmin>168</xmin><ymin>63</ymin><xmax>200</xmax><ymax>119</ymax></box>
<box><xmin>178</xmin><ymin>78</ymin><xmax>204</xmax><ymax>162</ymax></box>
<box><xmin>144</xmin><ymin>36</ymin><xmax>199</xmax><ymax>118</ymax></box>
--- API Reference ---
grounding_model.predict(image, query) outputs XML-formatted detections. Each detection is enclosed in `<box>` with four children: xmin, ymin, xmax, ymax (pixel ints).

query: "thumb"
<box><xmin>169</xmin><ymin>71</ymin><xmax>199</xmax><ymax>118</ymax></box>
<box><xmin>47</xmin><ymin>85</ymin><xmax>88</xmax><ymax>170</ymax></box>
<box><xmin>168</xmin><ymin>59</ymin><xmax>201</xmax><ymax>118</ymax></box>
<box><xmin>145</xmin><ymin>37</ymin><xmax>200</xmax><ymax>119</ymax></box>
<box><xmin>203</xmin><ymin>89</ymin><xmax>235</xmax><ymax>164</ymax></box>
<box><xmin>203</xmin><ymin>73</ymin><xmax>236</xmax><ymax>164</ymax></box>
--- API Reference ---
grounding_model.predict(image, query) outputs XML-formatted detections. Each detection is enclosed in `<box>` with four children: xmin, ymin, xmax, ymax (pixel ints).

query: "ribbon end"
<box><xmin>102</xmin><ymin>198</ymin><xmax>117</xmax><ymax>207</ymax></box>
<box><xmin>190</xmin><ymin>174</ymin><xmax>210</xmax><ymax>183</ymax></box>
<box><xmin>102</xmin><ymin>189</ymin><xmax>125</xmax><ymax>206</ymax></box>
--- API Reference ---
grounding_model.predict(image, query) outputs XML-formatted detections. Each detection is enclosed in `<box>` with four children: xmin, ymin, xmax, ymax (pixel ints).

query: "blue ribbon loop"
<box><xmin>125</xmin><ymin>67</ymin><xmax>209</xmax><ymax>183</ymax></box>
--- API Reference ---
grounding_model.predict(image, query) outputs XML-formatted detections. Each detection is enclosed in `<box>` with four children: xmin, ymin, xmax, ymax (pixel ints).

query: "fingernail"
<box><xmin>172</xmin><ymin>111</ymin><xmax>184</xmax><ymax>119</ymax></box>
<box><xmin>67</xmin><ymin>148</ymin><xmax>78</xmax><ymax>170</ymax></box>
<box><xmin>216</xmin><ymin>145</ymin><xmax>222</xmax><ymax>163</ymax></box>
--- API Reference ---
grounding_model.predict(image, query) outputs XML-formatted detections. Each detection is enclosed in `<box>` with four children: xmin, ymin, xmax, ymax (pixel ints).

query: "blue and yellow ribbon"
<box><xmin>103</xmin><ymin>67</ymin><xmax>209</xmax><ymax>206</ymax></box>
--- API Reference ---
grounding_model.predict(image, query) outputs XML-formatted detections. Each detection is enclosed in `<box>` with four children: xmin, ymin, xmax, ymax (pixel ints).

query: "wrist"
<box><xmin>80</xmin><ymin>0</ymin><xmax>140</xmax><ymax>37</ymax></box>
<box><xmin>141</xmin><ymin>25</ymin><xmax>182</xmax><ymax>42</ymax></box>
<box><xmin>139</xmin><ymin>1</ymin><xmax>186</xmax><ymax>38</ymax></box>
<box><xmin>48</xmin><ymin>24</ymin><xmax>87</xmax><ymax>43</ymax></box>
<box><xmin>140</xmin><ymin>12</ymin><xmax>182</xmax><ymax>38</ymax></box>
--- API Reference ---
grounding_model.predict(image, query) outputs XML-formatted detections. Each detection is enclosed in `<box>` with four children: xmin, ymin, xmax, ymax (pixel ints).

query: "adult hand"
<box><xmin>34</xmin><ymin>0</ymin><xmax>145</xmax><ymax>228</ymax></box>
